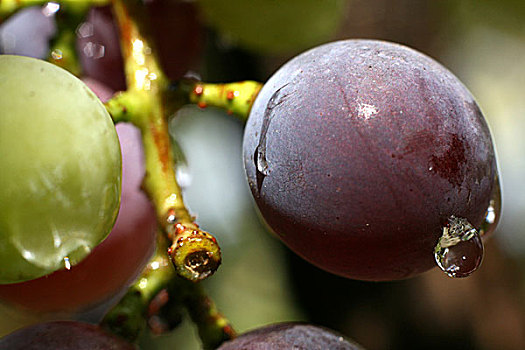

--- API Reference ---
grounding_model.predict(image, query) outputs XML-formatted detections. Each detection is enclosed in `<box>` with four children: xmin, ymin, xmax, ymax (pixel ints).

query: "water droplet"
<box><xmin>255</xmin><ymin>146</ymin><xmax>270</xmax><ymax>176</ymax></box>
<box><xmin>138</xmin><ymin>277</ymin><xmax>148</xmax><ymax>290</ymax></box>
<box><xmin>150</xmin><ymin>261</ymin><xmax>161</xmax><ymax>270</ymax></box>
<box><xmin>434</xmin><ymin>216</ymin><xmax>484</xmax><ymax>278</ymax></box>
<box><xmin>255</xmin><ymin>84</ymin><xmax>290</xmax><ymax>177</ymax></box>
<box><xmin>42</xmin><ymin>2</ymin><xmax>60</xmax><ymax>17</ymax></box>
<box><xmin>166</xmin><ymin>210</ymin><xmax>177</xmax><ymax>224</ymax></box>
<box><xmin>51</xmin><ymin>49</ymin><xmax>63</xmax><ymax>60</ymax></box>
<box><xmin>170</xmin><ymin>135</ymin><xmax>191</xmax><ymax>189</ymax></box>
<box><xmin>63</xmin><ymin>256</ymin><xmax>71</xmax><ymax>270</ymax></box>
<box><xmin>176</xmin><ymin>164</ymin><xmax>192</xmax><ymax>189</ymax></box>
<box><xmin>480</xmin><ymin>176</ymin><xmax>501</xmax><ymax>237</ymax></box>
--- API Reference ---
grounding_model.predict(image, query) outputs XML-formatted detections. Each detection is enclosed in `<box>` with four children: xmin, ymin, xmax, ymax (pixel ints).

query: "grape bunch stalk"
<box><xmin>0</xmin><ymin>0</ymin><xmax>501</xmax><ymax>349</ymax></box>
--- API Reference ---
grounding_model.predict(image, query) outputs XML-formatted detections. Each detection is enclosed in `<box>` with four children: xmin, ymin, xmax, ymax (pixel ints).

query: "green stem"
<box><xmin>104</xmin><ymin>90</ymin><xmax>144</xmax><ymax>123</ymax></box>
<box><xmin>188</xmin><ymin>81</ymin><xmax>263</xmax><ymax>122</ymax></box>
<box><xmin>101</xmin><ymin>235</ymin><xmax>177</xmax><ymax>341</ymax></box>
<box><xmin>110</xmin><ymin>0</ymin><xmax>221</xmax><ymax>281</ymax></box>
<box><xmin>169</xmin><ymin>279</ymin><xmax>236</xmax><ymax>350</ymax></box>
<box><xmin>102</xmin><ymin>235</ymin><xmax>235</xmax><ymax>348</ymax></box>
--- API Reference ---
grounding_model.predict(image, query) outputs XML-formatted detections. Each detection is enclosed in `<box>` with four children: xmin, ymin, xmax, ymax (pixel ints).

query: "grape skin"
<box><xmin>145</xmin><ymin>0</ymin><xmax>203</xmax><ymax>81</ymax></box>
<box><xmin>243</xmin><ymin>40</ymin><xmax>498</xmax><ymax>281</ymax></box>
<box><xmin>217</xmin><ymin>323</ymin><xmax>364</xmax><ymax>349</ymax></box>
<box><xmin>0</xmin><ymin>55</ymin><xmax>122</xmax><ymax>283</ymax></box>
<box><xmin>0</xmin><ymin>122</ymin><xmax>156</xmax><ymax>313</ymax></box>
<box><xmin>0</xmin><ymin>321</ymin><xmax>134</xmax><ymax>349</ymax></box>
<box><xmin>77</xmin><ymin>6</ymin><xmax>127</xmax><ymax>92</ymax></box>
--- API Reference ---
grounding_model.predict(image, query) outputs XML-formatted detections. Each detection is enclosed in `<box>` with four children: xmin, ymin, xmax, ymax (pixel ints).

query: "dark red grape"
<box><xmin>243</xmin><ymin>40</ymin><xmax>498</xmax><ymax>281</ymax></box>
<box><xmin>76</xmin><ymin>6</ymin><xmax>127</xmax><ymax>91</ymax></box>
<box><xmin>0</xmin><ymin>321</ymin><xmax>134</xmax><ymax>349</ymax></box>
<box><xmin>145</xmin><ymin>0</ymin><xmax>204</xmax><ymax>81</ymax></box>
<box><xmin>217</xmin><ymin>323</ymin><xmax>364</xmax><ymax>349</ymax></box>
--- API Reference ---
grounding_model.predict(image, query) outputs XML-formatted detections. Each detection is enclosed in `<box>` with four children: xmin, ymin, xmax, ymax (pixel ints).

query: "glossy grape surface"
<box><xmin>198</xmin><ymin>0</ymin><xmax>347</xmax><ymax>54</ymax></box>
<box><xmin>243</xmin><ymin>40</ymin><xmax>498</xmax><ymax>281</ymax></box>
<box><xmin>0</xmin><ymin>122</ymin><xmax>156</xmax><ymax>313</ymax></box>
<box><xmin>0</xmin><ymin>321</ymin><xmax>134</xmax><ymax>349</ymax></box>
<box><xmin>0</xmin><ymin>55</ymin><xmax>121</xmax><ymax>283</ymax></box>
<box><xmin>217</xmin><ymin>322</ymin><xmax>364</xmax><ymax>349</ymax></box>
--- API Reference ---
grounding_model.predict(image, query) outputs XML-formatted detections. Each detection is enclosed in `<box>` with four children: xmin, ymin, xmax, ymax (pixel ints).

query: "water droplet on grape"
<box><xmin>255</xmin><ymin>145</ymin><xmax>270</xmax><ymax>176</ymax></box>
<box><xmin>480</xmin><ymin>176</ymin><xmax>501</xmax><ymax>237</ymax></box>
<box><xmin>434</xmin><ymin>216</ymin><xmax>484</xmax><ymax>278</ymax></box>
<box><xmin>63</xmin><ymin>256</ymin><xmax>71</xmax><ymax>270</ymax></box>
<box><xmin>254</xmin><ymin>85</ymin><xmax>290</xmax><ymax>178</ymax></box>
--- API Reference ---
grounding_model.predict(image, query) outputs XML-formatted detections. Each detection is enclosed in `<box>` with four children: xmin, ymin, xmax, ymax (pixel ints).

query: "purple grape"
<box><xmin>0</xmin><ymin>321</ymin><xmax>135</xmax><ymax>349</ymax></box>
<box><xmin>0</xmin><ymin>6</ymin><xmax>56</xmax><ymax>58</ymax></box>
<box><xmin>243</xmin><ymin>39</ymin><xmax>499</xmax><ymax>281</ymax></box>
<box><xmin>76</xmin><ymin>6</ymin><xmax>126</xmax><ymax>92</ymax></box>
<box><xmin>217</xmin><ymin>323</ymin><xmax>364</xmax><ymax>350</ymax></box>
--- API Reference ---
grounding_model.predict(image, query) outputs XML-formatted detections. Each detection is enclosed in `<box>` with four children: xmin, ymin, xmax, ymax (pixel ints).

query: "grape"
<box><xmin>0</xmin><ymin>321</ymin><xmax>134</xmax><ymax>349</ymax></box>
<box><xmin>243</xmin><ymin>40</ymin><xmax>499</xmax><ymax>281</ymax></box>
<box><xmin>197</xmin><ymin>0</ymin><xmax>347</xmax><ymax>54</ymax></box>
<box><xmin>0</xmin><ymin>122</ymin><xmax>156</xmax><ymax>313</ymax></box>
<box><xmin>0</xmin><ymin>6</ymin><xmax>56</xmax><ymax>59</ymax></box>
<box><xmin>217</xmin><ymin>322</ymin><xmax>364</xmax><ymax>349</ymax></box>
<box><xmin>145</xmin><ymin>0</ymin><xmax>204</xmax><ymax>81</ymax></box>
<box><xmin>0</xmin><ymin>55</ymin><xmax>121</xmax><ymax>284</ymax></box>
<box><xmin>76</xmin><ymin>6</ymin><xmax>127</xmax><ymax>92</ymax></box>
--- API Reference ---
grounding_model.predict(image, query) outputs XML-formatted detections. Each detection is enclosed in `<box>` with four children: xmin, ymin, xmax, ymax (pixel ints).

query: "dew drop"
<box><xmin>51</xmin><ymin>49</ymin><xmax>63</xmax><ymax>60</ymax></box>
<box><xmin>42</xmin><ymin>2</ymin><xmax>60</xmax><ymax>17</ymax></box>
<box><xmin>63</xmin><ymin>256</ymin><xmax>71</xmax><ymax>270</ymax></box>
<box><xmin>176</xmin><ymin>164</ymin><xmax>192</xmax><ymax>189</ymax></box>
<box><xmin>170</xmin><ymin>135</ymin><xmax>191</xmax><ymax>189</ymax></box>
<box><xmin>480</xmin><ymin>176</ymin><xmax>501</xmax><ymax>237</ymax></box>
<box><xmin>255</xmin><ymin>145</ymin><xmax>270</xmax><ymax>176</ymax></box>
<box><xmin>255</xmin><ymin>84</ymin><xmax>290</xmax><ymax>177</ymax></box>
<box><xmin>434</xmin><ymin>216</ymin><xmax>484</xmax><ymax>278</ymax></box>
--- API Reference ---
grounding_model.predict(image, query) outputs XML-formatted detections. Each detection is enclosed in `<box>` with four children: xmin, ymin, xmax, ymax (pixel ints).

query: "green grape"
<box><xmin>198</xmin><ymin>0</ymin><xmax>348</xmax><ymax>54</ymax></box>
<box><xmin>0</xmin><ymin>55</ymin><xmax>121</xmax><ymax>284</ymax></box>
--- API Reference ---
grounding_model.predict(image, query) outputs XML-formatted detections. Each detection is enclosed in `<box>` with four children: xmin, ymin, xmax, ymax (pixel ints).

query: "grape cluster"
<box><xmin>0</xmin><ymin>1</ymin><xmax>503</xmax><ymax>350</ymax></box>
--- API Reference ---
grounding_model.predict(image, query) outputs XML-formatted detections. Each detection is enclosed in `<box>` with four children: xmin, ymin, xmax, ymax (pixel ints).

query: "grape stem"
<box><xmin>167</xmin><ymin>276</ymin><xmax>237</xmax><ymax>350</ymax></box>
<box><xmin>109</xmin><ymin>0</ymin><xmax>221</xmax><ymax>282</ymax></box>
<box><xmin>101</xmin><ymin>235</ymin><xmax>235</xmax><ymax>348</ymax></box>
<box><xmin>188</xmin><ymin>80</ymin><xmax>263</xmax><ymax>122</ymax></box>
<box><xmin>101</xmin><ymin>234</ymin><xmax>176</xmax><ymax>341</ymax></box>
